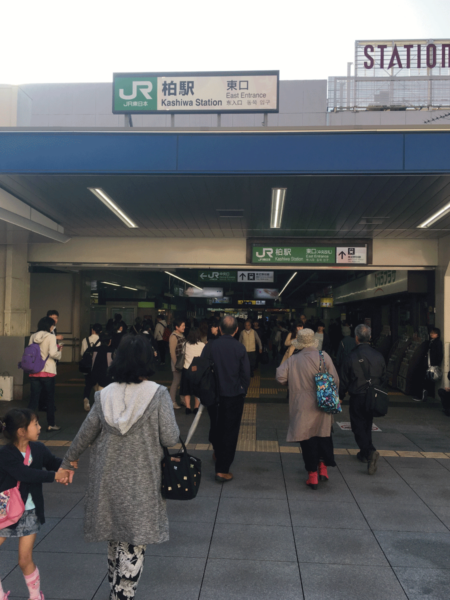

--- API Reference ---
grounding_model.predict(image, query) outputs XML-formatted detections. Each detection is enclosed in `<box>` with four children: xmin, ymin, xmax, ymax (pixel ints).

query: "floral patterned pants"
<box><xmin>107</xmin><ymin>541</ymin><xmax>147</xmax><ymax>600</ymax></box>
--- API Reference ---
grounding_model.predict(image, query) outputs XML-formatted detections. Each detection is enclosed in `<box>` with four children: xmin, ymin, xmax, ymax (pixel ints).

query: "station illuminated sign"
<box><xmin>252</xmin><ymin>245</ymin><xmax>368</xmax><ymax>265</ymax></box>
<box><xmin>113</xmin><ymin>71</ymin><xmax>279</xmax><ymax>114</ymax></box>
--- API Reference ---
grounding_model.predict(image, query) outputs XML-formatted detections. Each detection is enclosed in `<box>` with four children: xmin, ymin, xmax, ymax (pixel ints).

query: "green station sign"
<box><xmin>198</xmin><ymin>270</ymin><xmax>237</xmax><ymax>283</ymax></box>
<box><xmin>252</xmin><ymin>246</ymin><xmax>336</xmax><ymax>264</ymax></box>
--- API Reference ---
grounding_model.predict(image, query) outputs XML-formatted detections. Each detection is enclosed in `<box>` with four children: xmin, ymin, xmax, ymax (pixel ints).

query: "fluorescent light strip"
<box><xmin>101</xmin><ymin>281</ymin><xmax>120</xmax><ymax>287</ymax></box>
<box><xmin>270</xmin><ymin>188</ymin><xmax>287</xmax><ymax>228</ymax></box>
<box><xmin>164</xmin><ymin>271</ymin><xmax>203</xmax><ymax>291</ymax></box>
<box><xmin>418</xmin><ymin>200</ymin><xmax>450</xmax><ymax>228</ymax></box>
<box><xmin>88</xmin><ymin>188</ymin><xmax>138</xmax><ymax>229</ymax></box>
<box><xmin>278</xmin><ymin>272</ymin><xmax>298</xmax><ymax>298</ymax></box>
<box><xmin>123</xmin><ymin>286</ymin><xmax>138</xmax><ymax>291</ymax></box>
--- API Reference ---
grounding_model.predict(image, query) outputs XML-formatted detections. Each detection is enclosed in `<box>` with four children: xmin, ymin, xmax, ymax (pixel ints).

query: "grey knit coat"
<box><xmin>61</xmin><ymin>384</ymin><xmax>180</xmax><ymax>546</ymax></box>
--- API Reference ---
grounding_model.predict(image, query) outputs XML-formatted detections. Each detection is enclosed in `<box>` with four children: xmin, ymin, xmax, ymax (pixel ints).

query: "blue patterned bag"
<box><xmin>315</xmin><ymin>351</ymin><xmax>342</xmax><ymax>414</ymax></box>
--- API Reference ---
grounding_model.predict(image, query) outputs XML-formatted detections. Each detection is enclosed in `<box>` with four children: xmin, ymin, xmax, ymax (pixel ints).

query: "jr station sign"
<box><xmin>113</xmin><ymin>70</ymin><xmax>279</xmax><ymax>114</ymax></box>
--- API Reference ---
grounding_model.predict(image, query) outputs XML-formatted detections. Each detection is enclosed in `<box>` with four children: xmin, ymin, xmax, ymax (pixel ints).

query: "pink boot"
<box><xmin>318</xmin><ymin>461</ymin><xmax>329</xmax><ymax>482</ymax></box>
<box><xmin>306</xmin><ymin>471</ymin><xmax>318</xmax><ymax>490</ymax></box>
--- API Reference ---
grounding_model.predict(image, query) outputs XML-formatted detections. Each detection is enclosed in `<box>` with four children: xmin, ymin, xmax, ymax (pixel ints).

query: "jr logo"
<box><xmin>256</xmin><ymin>248</ymin><xmax>274</xmax><ymax>258</ymax></box>
<box><xmin>119</xmin><ymin>81</ymin><xmax>153</xmax><ymax>100</ymax></box>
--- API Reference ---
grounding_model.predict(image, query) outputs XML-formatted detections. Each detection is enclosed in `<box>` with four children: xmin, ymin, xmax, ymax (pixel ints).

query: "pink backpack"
<box><xmin>0</xmin><ymin>445</ymin><xmax>31</xmax><ymax>528</ymax></box>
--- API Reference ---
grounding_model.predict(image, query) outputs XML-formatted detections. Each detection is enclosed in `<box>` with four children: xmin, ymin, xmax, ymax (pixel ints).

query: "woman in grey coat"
<box><xmin>61</xmin><ymin>335</ymin><xmax>179</xmax><ymax>600</ymax></box>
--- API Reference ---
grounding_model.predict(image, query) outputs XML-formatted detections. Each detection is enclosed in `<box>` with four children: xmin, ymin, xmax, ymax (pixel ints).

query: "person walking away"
<box><xmin>276</xmin><ymin>329</ymin><xmax>338</xmax><ymax>490</ymax></box>
<box><xmin>328</xmin><ymin>318</ymin><xmax>341</xmax><ymax>355</ymax></box>
<box><xmin>340</xmin><ymin>324</ymin><xmax>386</xmax><ymax>475</ymax></box>
<box><xmin>415</xmin><ymin>327</ymin><xmax>443</xmax><ymax>402</ymax></box>
<box><xmin>180</xmin><ymin>328</ymin><xmax>205</xmax><ymax>415</ymax></box>
<box><xmin>140</xmin><ymin>319</ymin><xmax>159</xmax><ymax>359</ymax></box>
<box><xmin>60</xmin><ymin>335</ymin><xmax>180</xmax><ymax>600</ymax></box>
<box><xmin>199</xmin><ymin>320</ymin><xmax>209</xmax><ymax>344</ymax></box>
<box><xmin>0</xmin><ymin>408</ymin><xmax>73</xmax><ymax>600</ymax></box>
<box><xmin>239</xmin><ymin>320</ymin><xmax>262</xmax><ymax>377</ymax></box>
<box><xmin>201</xmin><ymin>316</ymin><xmax>250</xmax><ymax>482</ymax></box>
<box><xmin>281</xmin><ymin>322</ymin><xmax>304</xmax><ymax>365</ymax></box>
<box><xmin>84</xmin><ymin>333</ymin><xmax>114</xmax><ymax>410</ymax></box>
<box><xmin>335</xmin><ymin>328</ymin><xmax>356</xmax><ymax>378</ymax></box>
<box><xmin>28</xmin><ymin>317</ymin><xmax>62</xmax><ymax>432</ymax></box>
<box><xmin>169</xmin><ymin>319</ymin><xmax>186</xmax><ymax>410</ymax></box>
<box><xmin>154</xmin><ymin>315</ymin><xmax>168</xmax><ymax>365</ymax></box>
<box><xmin>207</xmin><ymin>321</ymin><xmax>220</xmax><ymax>342</ymax></box>
<box><xmin>130</xmin><ymin>317</ymin><xmax>143</xmax><ymax>336</ymax></box>
<box><xmin>81</xmin><ymin>323</ymin><xmax>102</xmax><ymax>412</ymax></box>
<box><xmin>314</xmin><ymin>321</ymin><xmax>332</xmax><ymax>354</ymax></box>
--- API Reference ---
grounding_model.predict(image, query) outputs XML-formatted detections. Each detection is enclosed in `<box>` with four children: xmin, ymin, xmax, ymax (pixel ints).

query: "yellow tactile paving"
<box><xmin>397</xmin><ymin>451</ymin><xmax>424</xmax><ymax>458</ymax></box>
<box><xmin>347</xmin><ymin>449</ymin><xmax>359</xmax><ymax>455</ymax></box>
<box><xmin>420</xmin><ymin>452</ymin><xmax>449</xmax><ymax>459</ymax></box>
<box><xmin>334</xmin><ymin>448</ymin><xmax>350</xmax><ymax>455</ymax></box>
<box><xmin>195</xmin><ymin>443</ymin><xmax>210</xmax><ymax>451</ymax></box>
<box><xmin>378</xmin><ymin>450</ymin><xmax>399</xmax><ymax>457</ymax></box>
<box><xmin>279</xmin><ymin>446</ymin><xmax>300</xmax><ymax>453</ymax></box>
<box><xmin>256</xmin><ymin>440</ymin><xmax>279</xmax><ymax>453</ymax></box>
<box><xmin>236</xmin><ymin>440</ymin><xmax>256</xmax><ymax>451</ymax></box>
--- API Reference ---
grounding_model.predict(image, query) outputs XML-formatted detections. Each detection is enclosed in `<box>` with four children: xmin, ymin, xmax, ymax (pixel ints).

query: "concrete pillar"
<box><xmin>0</xmin><ymin>244</ymin><xmax>31</xmax><ymax>400</ymax></box>
<box><xmin>435</xmin><ymin>235</ymin><xmax>450</xmax><ymax>390</ymax></box>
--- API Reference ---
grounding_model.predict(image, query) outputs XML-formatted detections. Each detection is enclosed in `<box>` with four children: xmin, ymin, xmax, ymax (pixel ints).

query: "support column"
<box><xmin>435</xmin><ymin>235</ymin><xmax>450</xmax><ymax>391</ymax></box>
<box><xmin>0</xmin><ymin>244</ymin><xmax>31</xmax><ymax>400</ymax></box>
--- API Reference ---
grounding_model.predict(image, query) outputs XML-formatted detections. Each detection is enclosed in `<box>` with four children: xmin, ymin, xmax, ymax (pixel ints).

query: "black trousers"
<box><xmin>349</xmin><ymin>393</ymin><xmax>376</xmax><ymax>459</ymax></box>
<box><xmin>29</xmin><ymin>377</ymin><xmax>56</xmax><ymax>427</ymax></box>
<box><xmin>157</xmin><ymin>340</ymin><xmax>166</xmax><ymax>364</ymax></box>
<box><xmin>207</xmin><ymin>395</ymin><xmax>245</xmax><ymax>474</ymax></box>
<box><xmin>423</xmin><ymin>376</ymin><xmax>435</xmax><ymax>399</ymax></box>
<box><xmin>438</xmin><ymin>388</ymin><xmax>450</xmax><ymax>414</ymax></box>
<box><xmin>84</xmin><ymin>374</ymin><xmax>94</xmax><ymax>400</ymax></box>
<box><xmin>247</xmin><ymin>351</ymin><xmax>257</xmax><ymax>376</ymax></box>
<box><xmin>300</xmin><ymin>436</ymin><xmax>336</xmax><ymax>472</ymax></box>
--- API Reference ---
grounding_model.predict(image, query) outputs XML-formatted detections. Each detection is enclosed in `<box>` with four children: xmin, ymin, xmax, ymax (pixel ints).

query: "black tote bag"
<box><xmin>161</xmin><ymin>437</ymin><xmax>202</xmax><ymax>500</ymax></box>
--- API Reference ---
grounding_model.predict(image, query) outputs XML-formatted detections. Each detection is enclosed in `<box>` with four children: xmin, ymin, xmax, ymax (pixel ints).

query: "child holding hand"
<box><xmin>0</xmin><ymin>408</ymin><xmax>74</xmax><ymax>599</ymax></box>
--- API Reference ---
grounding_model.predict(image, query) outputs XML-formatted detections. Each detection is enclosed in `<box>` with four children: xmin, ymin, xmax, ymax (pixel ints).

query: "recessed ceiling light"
<box><xmin>88</xmin><ymin>188</ymin><xmax>138</xmax><ymax>228</ymax></box>
<box><xmin>101</xmin><ymin>281</ymin><xmax>120</xmax><ymax>286</ymax></box>
<box><xmin>123</xmin><ymin>286</ymin><xmax>138</xmax><ymax>291</ymax></box>
<box><xmin>418</xmin><ymin>201</ymin><xmax>450</xmax><ymax>228</ymax></box>
<box><xmin>278</xmin><ymin>272</ymin><xmax>297</xmax><ymax>297</ymax></box>
<box><xmin>270</xmin><ymin>188</ymin><xmax>287</xmax><ymax>228</ymax></box>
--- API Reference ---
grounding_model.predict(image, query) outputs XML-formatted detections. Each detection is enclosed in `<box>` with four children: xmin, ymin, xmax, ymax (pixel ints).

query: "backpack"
<box><xmin>0</xmin><ymin>445</ymin><xmax>30</xmax><ymax>529</ymax></box>
<box><xmin>18</xmin><ymin>343</ymin><xmax>48</xmax><ymax>374</ymax></box>
<box><xmin>78</xmin><ymin>337</ymin><xmax>101</xmax><ymax>374</ymax></box>
<box><xmin>315</xmin><ymin>351</ymin><xmax>341</xmax><ymax>414</ymax></box>
<box><xmin>162</xmin><ymin>327</ymin><xmax>171</xmax><ymax>343</ymax></box>
<box><xmin>185</xmin><ymin>357</ymin><xmax>218</xmax><ymax>407</ymax></box>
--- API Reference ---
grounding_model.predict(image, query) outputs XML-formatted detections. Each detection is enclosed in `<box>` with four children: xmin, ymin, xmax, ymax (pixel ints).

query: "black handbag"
<box><xmin>358</xmin><ymin>350</ymin><xmax>389</xmax><ymax>417</ymax></box>
<box><xmin>161</xmin><ymin>437</ymin><xmax>202</xmax><ymax>500</ymax></box>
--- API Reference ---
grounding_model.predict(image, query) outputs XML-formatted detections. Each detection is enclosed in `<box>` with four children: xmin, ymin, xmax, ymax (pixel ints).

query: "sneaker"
<box><xmin>367</xmin><ymin>450</ymin><xmax>380</xmax><ymax>475</ymax></box>
<box><xmin>356</xmin><ymin>452</ymin><xmax>369</xmax><ymax>463</ymax></box>
<box><xmin>172</xmin><ymin>403</ymin><xmax>181</xmax><ymax>410</ymax></box>
<box><xmin>47</xmin><ymin>425</ymin><xmax>61</xmax><ymax>432</ymax></box>
<box><xmin>83</xmin><ymin>398</ymin><xmax>91</xmax><ymax>412</ymax></box>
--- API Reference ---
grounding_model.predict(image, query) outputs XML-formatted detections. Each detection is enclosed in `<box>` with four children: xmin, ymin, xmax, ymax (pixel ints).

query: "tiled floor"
<box><xmin>1</xmin><ymin>361</ymin><xmax>450</xmax><ymax>599</ymax></box>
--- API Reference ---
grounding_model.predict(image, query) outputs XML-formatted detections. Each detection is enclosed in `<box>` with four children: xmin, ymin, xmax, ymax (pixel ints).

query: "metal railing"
<box><xmin>328</xmin><ymin>75</ymin><xmax>450</xmax><ymax>111</ymax></box>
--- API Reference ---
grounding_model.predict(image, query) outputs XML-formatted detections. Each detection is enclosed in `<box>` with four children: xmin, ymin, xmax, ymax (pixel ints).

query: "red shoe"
<box><xmin>318</xmin><ymin>461</ymin><xmax>329</xmax><ymax>482</ymax></box>
<box><xmin>306</xmin><ymin>471</ymin><xmax>318</xmax><ymax>490</ymax></box>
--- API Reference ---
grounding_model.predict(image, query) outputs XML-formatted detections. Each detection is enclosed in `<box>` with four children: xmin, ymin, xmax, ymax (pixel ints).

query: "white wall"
<box><xmin>372</xmin><ymin>239</ymin><xmax>438</xmax><ymax>267</ymax></box>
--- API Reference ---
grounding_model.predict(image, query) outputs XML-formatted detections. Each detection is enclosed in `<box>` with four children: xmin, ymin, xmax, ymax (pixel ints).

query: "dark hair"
<box><xmin>317</xmin><ymin>321</ymin><xmax>325</xmax><ymax>328</ymax></box>
<box><xmin>109</xmin><ymin>335</ymin><xmax>155</xmax><ymax>383</ymax></box>
<box><xmin>47</xmin><ymin>310</ymin><xmax>59</xmax><ymax>318</ymax></box>
<box><xmin>114</xmin><ymin>313</ymin><xmax>122</xmax><ymax>322</ymax></box>
<box><xmin>199</xmin><ymin>320</ymin><xmax>209</xmax><ymax>336</ymax></box>
<box><xmin>187</xmin><ymin>327</ymin><xmax>201</xmax><ymax>345</ymax></box>
<box><xmin>290</xmin><ymin>322</ymin><xmax>299</xmax><ymax>337</ymax></box>
<box><xmin>157</xmin><ymin>314</ymin><xmax>165</xmax><ymax>321</ymax></box>
<box><xmin>430</xmin><ymin>327</ymin><xmax>441</xmax><ymax>337</ymax></box>
<box><xmin>1</xmin><ymin>408</ymin><xmax>38</xmax><ymax>444</ymax></box>
<box><xmin>173</xmin><ymin>318</ymin><xmax>186</xmax><ymax>329</ymax></box>
<box><xmin>141</xmin><ymin>319</ymin><xmax>153</xmax><ymax>333</ymax></box>
<box><xmin>92</xmin><ymin>323</ymin><xmax>102</xmax><ymax>334</ymax></box>
<box><xmin>100</xmin><ymin>332</ymin><xmax>112</xmax><ymax>346</ymax></box>
<box><xmin>37</xmin><ymin>316</ymin><xmax>56</xmax><ymax>332</ymax></box>
<box><xmin>220</xmin><ymin>315</ymin><xmax>238</xmax><ymax>336</ymax></box>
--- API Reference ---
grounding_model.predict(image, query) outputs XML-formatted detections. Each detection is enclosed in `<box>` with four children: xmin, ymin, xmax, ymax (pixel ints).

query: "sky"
<box><xmin>1</xmin><ymin>0</ymin><xmax>450</xmax><ymax>84</ymax></box>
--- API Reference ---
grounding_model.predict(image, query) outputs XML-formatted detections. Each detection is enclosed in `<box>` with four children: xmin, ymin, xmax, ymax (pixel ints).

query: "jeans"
<box><xmin>29</xmin><ymin>377</ymin><xmax>56</xmax><ymax>427</ymax></box>
<box><xmin>349</xmin><ymin>393</ymin><xmax>376</xmax><ymax>459</ymax></box>
<box><xmin>208</xmin><ymin>395</ymin><xmax>245</xmax><ymax>474</ymax></box>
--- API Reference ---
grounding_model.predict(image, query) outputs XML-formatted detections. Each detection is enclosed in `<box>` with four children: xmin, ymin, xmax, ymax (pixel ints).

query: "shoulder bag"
<box><xmin>358</xmin><ymin>349</ymin><xmax>389</xmax><ymax>417</ymax></box>
<box><xmin>315</xmin><ymin>351</ymin><xmax>342</xmax><ymax>414</ymax></box>
<box><xmin>0</xmin><ymin>445</ymin><xmax>31</xmax><ymax>529</ymax></box>
<box><xmin>427</xmin><ymin>350</ymin><xmax>443</xmax><ymax>381</ymax></box>
<box><xmin>174</xmin><ymin>337</ymin><xmax>187</xmax><ymax>370</ymax></box>
<box><xmin>161</xmin><ymin>437</ymin><xmax>202</xmax><ymax>500</ymax></box>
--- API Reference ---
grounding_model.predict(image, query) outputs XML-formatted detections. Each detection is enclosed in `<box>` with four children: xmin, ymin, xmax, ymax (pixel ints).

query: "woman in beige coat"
<box><xmin>276</xmin><ymin>329</ymin><xmax>339</xmax><ymax>490</ymax></box>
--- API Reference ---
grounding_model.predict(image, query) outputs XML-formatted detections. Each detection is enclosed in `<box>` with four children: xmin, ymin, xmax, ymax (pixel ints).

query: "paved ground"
<box><xmin>1</xmin><ymin>361</ymin><xmax>450</xmax><ymax>599</ymax></box>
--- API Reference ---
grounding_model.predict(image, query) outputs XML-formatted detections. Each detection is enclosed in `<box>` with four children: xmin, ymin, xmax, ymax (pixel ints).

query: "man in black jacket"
<box><xmin>201</xmin><ymin>315</ymin><xmax>250</xmax><ymax>482</ymax></box>
<box><xmin>340</xmin><ymin>324</ymin><xmax>387</xmax><ymax>475</ymax></box>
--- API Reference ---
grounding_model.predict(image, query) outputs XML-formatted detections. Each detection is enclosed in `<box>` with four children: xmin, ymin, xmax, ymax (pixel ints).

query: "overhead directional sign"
<box><xmin>197</xmin><ymin>270</ymin><xmax>237</xmax><ymax>283</ymax></box>
<box><xmin>237</xmin><ymin>271</ymin><xmax>274</xmax><ymax>282</ymax></box>
<box><xmin>113</xmin><ymin>71</ymin><xmax>279</xmax><ymax>114</ymax></box>
<box><xmin>252</xmin><ymin>247</ymin><xmax>336</xmax><ymax>264</ymax></box>
<box><xmin>336</xmin><ymin>247</ymin><xmax>367</xmax><ymax>264</ymax></box>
